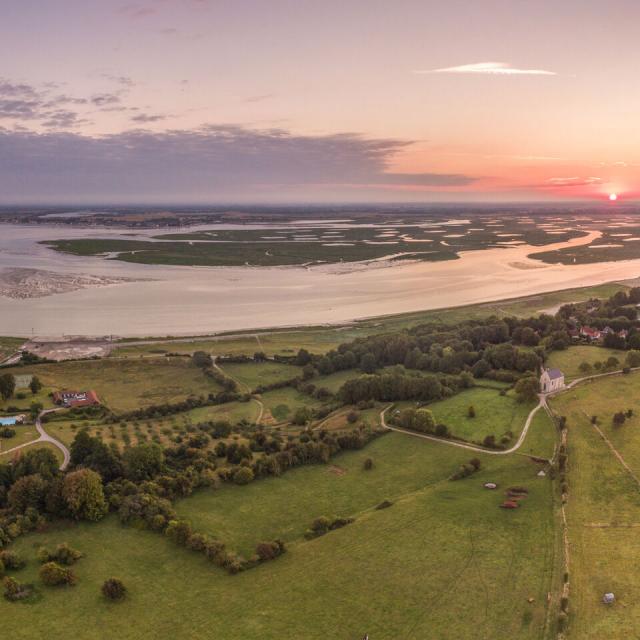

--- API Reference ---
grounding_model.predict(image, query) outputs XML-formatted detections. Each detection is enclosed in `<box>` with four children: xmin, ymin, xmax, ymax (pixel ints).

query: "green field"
<box><xmin>546</xmin><ymin>346</ymin><xmax>627</xmax><ymax>381</ymax></box>
<box><xmin>399</xmin><ymin>387</ymin><xmax>534</xmax><ymax>445</ymax></box>
<box><xmin>259</xmin><ymin>386</ymin><xmax>321</xmax><ymax>423</ymax></box>
<box><xmin>217</xmin><ymin>361</ymin><xmax>301</xmax><ymax>391</ymax></box>
<box><xmin>3</xmin><ymin>428</ymin><xmax>557</xmax><ymax>639</ymax></box>
<box><xmin>0</xmin><ymin>424</ymin><xmax>39</xmax><ymax>453</ymax></box>
<box><xmin>5</xmin><ymin>279</ymin><xmax>640</xmax><ymax>638</ymax></box>
<box><xmin>45</xmin><ymin>398</ymin><xmax>261</xmax><ymax>451</ymax></box>
<box><xmin>3</xmin><ymin>358</ymin><xmax>223</xmax><ymax>413</ymax></box>
<box><xmin>550</xmin><ymin>371</ymin><xmax>640</xmax><ymax>638</ymax></box>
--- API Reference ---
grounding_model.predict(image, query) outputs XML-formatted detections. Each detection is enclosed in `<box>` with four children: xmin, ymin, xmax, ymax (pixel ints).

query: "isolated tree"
<box><xmin>467</xmin><ymin>405</ymin><xmax>476</xmax><ymax>418</ymax></box>
<box><xmin>0</xmin><ymin>374</ymin><xmax>15</xmax><ymax>401</ymax></box>
<box><xmin>578</xmin><ymin>361</ymin><xmax>593</xmax><ymax>374</ymax></box>
<box><xmin>413</xmin><ymin>408</ymin><xmax>435</xmax><ymax>433</ymax></box>
<box><xmin>606</xmin><ymin>356</ymin><xmax>620</xmax><ymax>370</ymax></box>
<box><xmin>30</xmin><ymin>402</ymin><xmax>43</xmax><ymax>420</ymax></box>
<box><xmin>62</xmin><ymin>469</ymin><xmax>107</xmax><ymax>521</ymax></box>
<box><xmin>515</xmin><ymin>376</ymin><xmax>539</xmax><ymax>403</ymax></box>
<box><xmin>102</xmin><ymin>578</ymin><xmax>127</xmax><ymax>600</ymax></box>
<box><xmin>613</xmin><ymin>412</ymin><xmax>626</xmax><ymax>427</ymax></box>
<box><xmin>29</xmin><ymin>375</ymin><xmax>43</xmax><ymax>395</ymax></box>
<box><xmin>483</xmin><ymin>434</ymin><xmax>496</xmax><ymax>448</ymax></box>
<box><xmin>627</xmin><ymin>350</ymin><xmax>640</xmax><ymax>368</ymax></box>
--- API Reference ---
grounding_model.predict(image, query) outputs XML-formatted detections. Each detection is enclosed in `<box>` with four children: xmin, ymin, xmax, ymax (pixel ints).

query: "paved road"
<box><xmin>0</xmin><ymin>409</ymin><xmax>70</xmax><ymax>470</ymax></box>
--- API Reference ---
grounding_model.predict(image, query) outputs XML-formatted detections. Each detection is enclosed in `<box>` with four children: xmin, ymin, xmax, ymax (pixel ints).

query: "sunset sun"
<box><xmin>609</xmin><ymin>193</ymin><xmax>618</xmax><ymax>201</ymax></box>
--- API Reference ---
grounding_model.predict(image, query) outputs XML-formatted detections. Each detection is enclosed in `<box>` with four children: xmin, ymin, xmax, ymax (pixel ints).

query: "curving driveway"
<box><xmin>0</xmin><ymin>409</ymin><xmax>70</xmax><ymax>470</ymax></box>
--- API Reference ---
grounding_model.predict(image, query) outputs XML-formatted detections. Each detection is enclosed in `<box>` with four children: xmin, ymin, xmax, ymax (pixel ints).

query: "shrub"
<box><xmin>613</xmin><ymin>411</ymin><xmax>626</xmax><ymax>427</ymax></box>
<box><xmin>40</xmin><ymin>562</ymin><xmax>77</xmax><ymax>587</ymax></box>
<box><xmin>102</xmin><ymin>578</ymin><xmax>127</xmax><ymax>600</ymax></box>
<box><xmin>0</xmin><ymin>551</ymin><xmax>25</xmax><ymax>571</ymax></box>
<box><xmin>305</xmin><ymin>515</ymin><xmax>354</xmax><ymax>539</ymax></box>
<box><xmin>233</xmin><ymin>467</ymin><xmax>254</xmax><ymax>485</ymax></box>
<box><xmin>54</xmin><ymin>543</ymin><xmax>83</xmax><ymax>566</ymax></box>
<box><xmin>483</xmin><ymin>434</ymin><xmax>497</xmax><ymax>448</ymax></box>
<box><xmin>3</xmin><ymin>576</ymin><xmax>34</xmax><ymax>602</ymax></box>
<box><xmin>375</xmin><ymin>500</ymin><xmax>393</xmax><ymax>510</ymax></box>
<box><xmin>363</xmin><ymin>458</ymin><xmax>373</xmax><ymax>471</ymax></box>
<box><xmin>557</xmin><ymin>612</ymin><xmax>568</xmax><ymax>632</ymax></box>
<box><xmin>346</xmin><ymin>410</ymin><xmax>359</xmax><ymax>424</ymax></box>
<box><xmin>434</xmin><ymin>423</ymin><xmax>449</xmax><ymax>438</ymax></box>
<box><xmin>255</xmin><ymin>540</ymin><xmax>286</xmax><ymax>562</ymax></box>
<box><xmin>467</xmin><ymin>405</ymin><xmax>476</xmax><ymax>418</ymax></box>
<box><xmin>165</xmin><ymin>520</ymin><xmax>193</xmax><ymax>546</ymax></box>
<box><xmin>560</xmin><ymin>596</ymin><xmax>569</xmax><ymax>612</ymax></box>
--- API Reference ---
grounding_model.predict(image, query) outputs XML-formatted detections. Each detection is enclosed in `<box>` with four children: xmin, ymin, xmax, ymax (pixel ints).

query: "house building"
<box><xmin>52</xmin><ymin>390</ymin><xmax>100</xmax><ymax>408</ymax></box>
<box><xmin>580</xmin><ymin>326</ymin><xmax>601</xmax><ymax>341</ymax></box>
<box><xmin>540</xmin><ymin>368</ymin><xmax>565</xmax><ymax>393</ymax></box>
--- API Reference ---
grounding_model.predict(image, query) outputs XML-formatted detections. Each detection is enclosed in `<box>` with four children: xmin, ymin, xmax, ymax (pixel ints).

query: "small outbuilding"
<box><xmin>602</xmin><ymin>592</ymin><xmax>615</xmax><ymax>604</ymax></box>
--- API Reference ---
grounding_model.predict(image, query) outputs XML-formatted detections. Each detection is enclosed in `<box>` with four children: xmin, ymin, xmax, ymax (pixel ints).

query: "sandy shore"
<box><xmin>0</xmin><ymin>268</ymin><xmax>146</xmax><ymax>299</ymax></box>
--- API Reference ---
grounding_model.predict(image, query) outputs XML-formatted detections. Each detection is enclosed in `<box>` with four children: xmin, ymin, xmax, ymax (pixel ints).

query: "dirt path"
<box><xmin>379</xmin><ymin>399</ymin><xmax>544</xmax><ymax>456</ymax></box>
<box><xmin>0</xmin><ymin>409</ymin><xmax>70</xmax><ymax>470</ymax></box>
<box><xmin>590</xmin><ymin>421</ymin><xmax>640</xmax><ymax>488</ymax></box>
<box><xmin>213</xmin><ymin>358</ymin><xmax>265</xmax><ymax>425</ymax></box>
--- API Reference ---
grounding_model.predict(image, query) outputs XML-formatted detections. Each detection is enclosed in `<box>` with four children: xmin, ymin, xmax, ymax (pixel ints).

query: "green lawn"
<box><xmin>423</xmin><ymin>387</ymin><xmax>534</xmax><ymax>445</ymax></box>
<box><xmin>218</xmin><ymin>361</ymin><xmax>301</xmax><ymax>392</ymax></box>
<box><xmin>3</xmin><ymin>427</ymin><xmax>556</xmax><ymax>639</ymax></box>
<box><xmin>550</xmin><ymin>371</ymin><xmax>640</xmax><ymax>638</ymax></box>
<box><xmin>259</xmin><ymin>386</ymin><xmax>321</xmax><ymax>424</ymax></box>
<box><xmin>546</xmin><ymin>346</ymin><xmax>627</xmax><ymax>381</ymax></box>
<box><xmin>2</xmin><ymin>358</ymin><xmax>223</xmax><ymax>413</ymax></box>
<box><xmin>0</xmin><ymin>424</ymin><xmax>39</xmax><ymax>453</ymax></box>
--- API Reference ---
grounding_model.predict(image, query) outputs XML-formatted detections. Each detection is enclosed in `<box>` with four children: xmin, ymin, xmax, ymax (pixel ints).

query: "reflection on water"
<box><xmin>0</xmin><ymin>224</ymin><xmax>639</xmax><ymax>337</ymax></box>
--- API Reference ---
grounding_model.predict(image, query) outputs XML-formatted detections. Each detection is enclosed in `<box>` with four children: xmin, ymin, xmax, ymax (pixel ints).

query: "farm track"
<box><xmin>213</xmin><ymin>358</ymin><xmax>265</xmax><ymax>424</ymax></box>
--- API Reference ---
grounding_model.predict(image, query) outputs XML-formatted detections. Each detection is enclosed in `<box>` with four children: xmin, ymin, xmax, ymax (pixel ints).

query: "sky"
<box><xmin>1</xmin><ymin>0</ymin><xmax>640</xmax><ymax>204</ymax></box>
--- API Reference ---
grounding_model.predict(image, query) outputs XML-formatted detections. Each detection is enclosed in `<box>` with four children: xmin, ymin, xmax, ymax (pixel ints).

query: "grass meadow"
<box><xmin>3</xmin><ymin>358</ymin><xmax>223</xmax><ymax>413</ymax></box>
<box><xmin>2</xmin><ymin>429</ymin><xmax>556</xmax><ymax>640</ymax></box>
<box><xmin>546</xmin><ymin>345</ymin><xmax>627</xmax><ymax>381</ymax></box>
<box><xmin>550</xmin><ymin>371</ymin><xmax>640</xmax><ymax>638</ymax></box>
<box><xmin>426</xmin><ymin>387</ymin><xmax>533</xmax><ymax>444</ymax></box>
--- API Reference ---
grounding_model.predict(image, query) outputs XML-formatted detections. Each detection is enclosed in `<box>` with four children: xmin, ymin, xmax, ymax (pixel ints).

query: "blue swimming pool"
<box><xmin>0</xmin><ymin>417</ymin><xmax>18</xmax><ymax>426</ymax></box>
